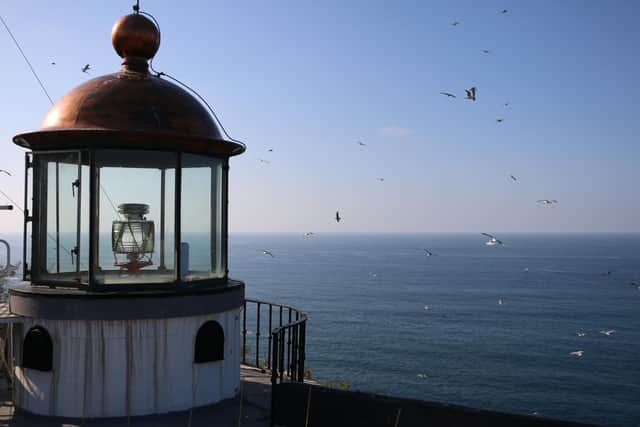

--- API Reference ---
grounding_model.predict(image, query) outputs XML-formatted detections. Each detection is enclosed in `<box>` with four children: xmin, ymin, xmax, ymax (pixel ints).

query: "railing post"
<box><xmin>279</xmin><ymin>330</ymin><xmax>285</xmax><ymax>382</ymax></box>
<box><xmin>270</xmin><ymin>330</ymin><xmax>279</xmax><ymax>427</ymax></box>
<box><xmin>293</xmin><ymin>312</ymin><xmax>300</xmax><ymax>381</ymax></box>
<box><xmin>291</xmin><ymin>324</ymin><xmax>298</xmax><ymax>381</ymax></box>
<box><xmin>287</xmin><ymin>308</ymin><xmax>292</xmax><ymax>377</ymax></box>
<box><xmin>298</xmin><ymin>320</ymin><xmax>306</xmax><ymax>382</ymax></box>
<box><xmin>267</xmin><ymin>305</ymin><xmax>273</xmax><ymax>369</ymax></box>
<box><xmin>256</xmin><ymin>302</ymin><xmax>261</xmax><ymax>368</ymax></box>
<box><xmin>242</xmin><ymin>300</ymin><xmax>247</xmax><ymax>364</ymax></box>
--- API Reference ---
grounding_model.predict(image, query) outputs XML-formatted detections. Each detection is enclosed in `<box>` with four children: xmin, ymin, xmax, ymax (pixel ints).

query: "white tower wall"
<box><xmin>13</xmin><ymin>309</ymin><xmax>241</xmax><ymax>418</ymax></box>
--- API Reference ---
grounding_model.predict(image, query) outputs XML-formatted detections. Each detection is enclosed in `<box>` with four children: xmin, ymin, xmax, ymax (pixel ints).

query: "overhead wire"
<box><xmin>0</xmin><ymin>14</ymin><xmax>54</xmax><ymax>105</ymax></box>
<box><xmin>0</xmin><ymin>12</ymin><xmax>119</xmax><ymax>269</ymax></box>
<box><xmin>140</xmin><ymin>9</ymin><xmax>246</xmax><ymax>154</ymax></box>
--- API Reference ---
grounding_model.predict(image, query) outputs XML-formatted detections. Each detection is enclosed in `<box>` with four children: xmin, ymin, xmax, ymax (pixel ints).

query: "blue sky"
<box><xmin>1</xmin><ymin>1</ymin><xmax>639</xmax><ymax>232</ymax></box>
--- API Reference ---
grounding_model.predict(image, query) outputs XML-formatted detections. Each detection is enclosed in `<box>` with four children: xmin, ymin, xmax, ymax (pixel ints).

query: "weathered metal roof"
<box><xmin>12</xmin><ymin>12</ymin><xmax>245</xmax><ymax>157</ymax></box>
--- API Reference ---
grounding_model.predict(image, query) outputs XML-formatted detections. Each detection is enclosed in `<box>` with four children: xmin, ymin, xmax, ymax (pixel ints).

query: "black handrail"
<box><xmin>242</xmin><ymin>299</ymin><xmax>307</xmax><ymax>382</ymax></box>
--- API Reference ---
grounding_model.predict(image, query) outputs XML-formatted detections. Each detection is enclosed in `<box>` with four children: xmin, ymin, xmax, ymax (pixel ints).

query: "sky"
<box><xmin>1</xmin><ymin>0</ymin><xmax>639</xmax><ymax>233</ymax></box>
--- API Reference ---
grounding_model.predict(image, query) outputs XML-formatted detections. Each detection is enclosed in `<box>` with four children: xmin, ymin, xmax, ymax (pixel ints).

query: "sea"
<box><xmin>1</xmin><ymin>232</ymin><xmax>639</xmax><ymax>426</ymax></box>
<box><xmin>230</xmin><ymin>233</ymin><xmax>639</xmax><ymax>427</ymax></box>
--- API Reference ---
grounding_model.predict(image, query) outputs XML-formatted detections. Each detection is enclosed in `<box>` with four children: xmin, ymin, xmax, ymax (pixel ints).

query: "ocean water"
<box><xmin>2</xmin><ymin>232</ymin><xmax>638</xmax><ymax>426</ymax></box>
<box><xmin>229</xmin><ymin>233</ymin><xmax>640</xmax><ymax>427</ymax></box>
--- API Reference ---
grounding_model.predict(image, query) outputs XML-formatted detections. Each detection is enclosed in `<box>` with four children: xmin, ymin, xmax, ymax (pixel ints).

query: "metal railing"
<box><xmin>242</xmin><ymin>298</ymin><xmax>307</xmax><ymax>383</ymax></box>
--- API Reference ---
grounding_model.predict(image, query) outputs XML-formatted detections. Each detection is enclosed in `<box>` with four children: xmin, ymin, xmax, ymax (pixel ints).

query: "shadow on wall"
<box><xmin>272</xmin><ymin>382</ymin><xmax>602</xmax><ymax>427</ymax></box>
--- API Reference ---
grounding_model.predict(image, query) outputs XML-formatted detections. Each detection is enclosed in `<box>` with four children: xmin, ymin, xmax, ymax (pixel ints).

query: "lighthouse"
<box><xmin>8</xmin><ymin>7</ymin><xmax>246</xmax><ymax>418</ymax></box>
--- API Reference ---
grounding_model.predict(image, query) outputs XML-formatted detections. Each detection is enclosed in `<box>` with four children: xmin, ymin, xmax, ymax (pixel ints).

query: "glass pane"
<box><xmin>181</xmin><ymin>154</ymin><xmax>224</xmax><ymax>281</ymax></box>
<box><xmin>33</xmin><ymin>152</ymin><xmax>87</xmax><ymax>283</ymax></box>
<box><xmin>95</xmin><ymin>150</ymin><xmax>176</xmax><ymax>285</ymax></box>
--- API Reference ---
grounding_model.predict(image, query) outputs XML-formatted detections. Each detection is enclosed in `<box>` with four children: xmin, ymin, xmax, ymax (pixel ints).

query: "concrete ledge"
<box><xmin>273</xmin><ymin>382</ymin><xmax>603</xmax><ymax>427</ymax></box>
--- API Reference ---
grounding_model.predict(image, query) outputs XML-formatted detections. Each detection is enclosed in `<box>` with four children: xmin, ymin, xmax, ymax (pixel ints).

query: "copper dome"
<box><xmin>13</xmin><ymin>13</ymin><xmax>245</xmax><ymax>157</ymax></box>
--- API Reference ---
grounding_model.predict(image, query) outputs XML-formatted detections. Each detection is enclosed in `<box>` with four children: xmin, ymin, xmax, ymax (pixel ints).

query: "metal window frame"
<box><xmin>25</xmin><ymin>148</ymin><xmax>231</xmax><ymax>292</ymax></box>
<box><xmin>30</xmin><ymin>149</ymin><xmax>88</xmax><ymax>288</ymax></box>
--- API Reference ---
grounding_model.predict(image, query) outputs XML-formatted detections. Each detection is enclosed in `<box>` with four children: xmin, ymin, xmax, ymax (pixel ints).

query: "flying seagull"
<box><xmin>537</xmin><ymin>199</ymin><xmax>558</xmax><ymax>205</ymax></box>
<box><xmin>357</xmin><ymin>141</ymin><xmax>367</xmax><ymax>146</ymax></box>
<box><xmin>483</xmin><ymin>50</ymin><xmax>490</xmax><ymax>54</ymax></box>
<box><xmin>258</xmin><ymin>158</ymin><xmax>271</xmax><ymax>164</ymax></box>
<box><xmin>504</xmin><ymin>102</ymin><xmax>510</xmax><ymax>107</ymax></box>
<box><xmin>569</xmin><ymin>350</ymin><xmax>584</xmax><ymax>357</ymax></box>
<box><xmin>501</xmin><ymin>9</ymin><xmax>508</xmax><ymax>14</ymax></box>
<box><xmin>304</xmin><ymin>232</ymin><xmax>315</xmax><ymax>237</ymax></box>
<box><xmin>422</xmin><ymin>249</ymin><xmax>436</xmax><ymax>257</ymax></box>
<box><xmin>267</xmin><ymin>148</ymin><xmax>273</xmax><ymax>152</ymax></box>
<box><xmin>576</xmin><ymin>332</ymin><xmax>589</xmax><ymax>337</ymax></box>
<box><xmin>51</xmin><ymin>62</ymin><xmax>56</xmax><ymax>65</ymax></box>
<box><xmin>0</xmin><ymin>169</ymin><xmax>11</xmax><ymax>176</ymax></box>
<box><xmin>81</xmin><ymin>64</ymin><xmax>91</xmax><ymax>73</ymax></box>
<box><xmin>465</xmin><ymin>87</ymin><xmax>476</xmax><ymax>101</ymax></box>
<box><xmin>377</xmin><ymin>178</ymin><xmax>385</xmax><ymax>182</ymax></box>
<box><xmin>481</xmin><ymin>233</ymin><xmax>503</xmax><ymax>246</ymax></box>
<box><xmin>509</xmin><ymin>174</ymin><xmax>517</xmax><ymax>182</ymax></box>
<box><xmin>335</xmin><ymin>211</ymin><xmax>341</xmax><ymax>223</ymax></box>
<box><xmin>599</xmin><ymin>330</ymin><xmax>616</xmax><ymax>336</ymax></box>
<box><xmin>496</xmin><ymin>118</ymin><xmax>504</xmax><ymax>123</ymax></box>
<box><xmin>452</xmin><ymin>21</ymin><xmax>460</xmax><ymax>26</ymax></box>
<box><xmin>262</xmin><ymin>249</ymin><xmax>275</xmax><ymax>257</ymax></box>
<box><xmin>440</xmin><ymin>92</ymin><xmax>456</xmax><ymax>98</ymax></box>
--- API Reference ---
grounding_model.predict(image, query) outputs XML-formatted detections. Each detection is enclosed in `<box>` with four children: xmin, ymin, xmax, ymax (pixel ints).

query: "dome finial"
<box><xmin>111</xmin><ymin>11</ymin><xmax>160</xmax><ymax>72</ymax></box>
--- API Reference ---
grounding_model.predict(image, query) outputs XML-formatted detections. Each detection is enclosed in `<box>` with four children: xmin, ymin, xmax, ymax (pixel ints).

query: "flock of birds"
<box><xmin>252</xmin><ymin>9</ymin><xmax>637</xmax><ymax>368</ymax></box>
<box><xmin>255</xmin><ymin>9</ymin><xmax>562</xmax><ymax>253</ymax></box>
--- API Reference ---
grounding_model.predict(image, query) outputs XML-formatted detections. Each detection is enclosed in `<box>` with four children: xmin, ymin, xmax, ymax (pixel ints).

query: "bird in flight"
<box><xmin>481</xmin><ymin>233</ymin><xmax>503</xmax><ymax>246</ymax></box>
<box><xmin>465</xmin><ymin>87</ymin><xmax>476</xmax><ymax>101</ymax></box>
<box><xmin>452</xmin><ymin>21</ymin><xmax>460</xmax><ymax>26</ymax></box>
<box><xmin>509</xmin><ymin>174</ymin><xmax>517</xmax><ymax>182</ymax></box>
<box><xmin>377</xmin><ymin>178</ymin><xmax>385</xmax><ymax>182</ymax></box>
<box><xmin>422</xmin><ymin>249</ymin><xmax>436</xmax><ymax>257</ymax></box>
<box><xmin>0</xmin><ymin>169</ymin><xmax>11</xmax><ymax>176</ymax></box>
<box><xmin>537</xmin><ymin>199</ymin><xmax>558</xmax><ymax>205</ymax></box>
<box><xmin>599</xmin><ymin>330</ymin><xmax>616</xmax><ymax>336</ymax></box>
<box><xmin>262</xmin><ymin>249</ymin><xmax>275</xmax><ymax>257</ymax></box>
<box><xmin>51</xmin><ymin>62</ymin><xmax>56</xmax><ymax>65</ymax></box>
<box><xmin>335</xmin><ymin>211</ymin><xmax>341</xmax><ymax>223</ymax></box>
<box><xmin>267</xmin><ymin>148</ymin><xmax>273</xmax><ymax>152</ymax></box>
<box><xmin>501</xmin><ymin>9</ymin><xmax>508</xmax><ymax>14</ymax></box>
<box><xmin>440</xmin><ymin>92</ymin><xmax>456</xmax><ymax>98</ymax></box>
<box><xmin>496</xmin><ymin>118</ymin><xmax>504</xmax><ymax>123</ymax></box>
<box><xmin>504</xmin><ymin>102</ymin><xmax>510</xmax><ymax>107</ymax></box>
<box><xmin>483</xmin><ymin>50</ymin><xmax>490</xmax><ymax>54</ymax></box>
<box><xmin>569</xmin><ymin>350</ymin><xmax>584</xmax><ymax>357</ymax></box>
<box><xmin>357</xmin><ymin>141</ymin><xmax>367</xmax><ymax>147</ymax></box>
<box><xmin>576</xmin><ymin>332</ymin><xmax>589</xmax><ymax>337</ymax></box>
<box><xmin>81</xmin><ymin>64</ymin><xmax>91</xmax><ymax>73</ymax></box>
<box><xmin>304</xmin><ymin>232</ymin><xmax>315</xmax><ymax>237</ymax></box>
<box><xmin>258</xmin><ymin>158</ymin><xmax>271</xmax><ymax>164</ymax></box>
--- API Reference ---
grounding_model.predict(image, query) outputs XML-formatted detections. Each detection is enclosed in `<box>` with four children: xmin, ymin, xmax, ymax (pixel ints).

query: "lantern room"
<box><xmin>7</xmin><ymin>7</ymin><xmax>246</xmax><ymax>419</ymax></box>
<box><xmin>13</xmin><ymin>11</ymin><xmax>244</xmax><ymax>290</ymax></box>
